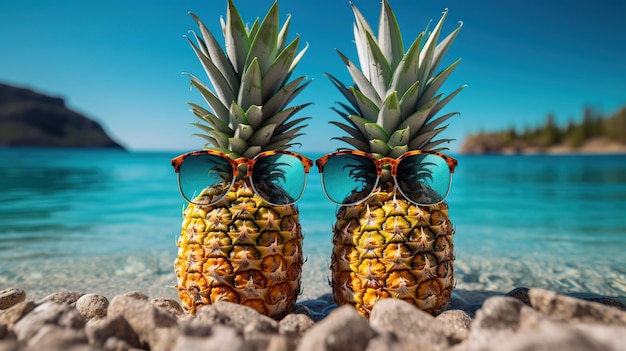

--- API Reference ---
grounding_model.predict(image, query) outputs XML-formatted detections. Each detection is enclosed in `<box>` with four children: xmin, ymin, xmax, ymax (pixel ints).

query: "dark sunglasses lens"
<box><xmin>396</xmin><ymin>154</ymin><xmax>451</xmax><ymax>204</ymax></box>
<box><xmin>251</xmin><ymin>153</ymin><xmax>306</xmax><ymax>205</ymax></box>
<box><xmin>321</xmin><ymin>154</ymin><xmax>377</xmax><ymax>205</ymax></box>
<box><xmin>178</xmin><ymin>154</ymin><xmax>233</xmax><ymax>204</ymax></box>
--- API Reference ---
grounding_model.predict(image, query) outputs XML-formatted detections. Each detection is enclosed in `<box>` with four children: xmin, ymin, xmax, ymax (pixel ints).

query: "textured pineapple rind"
<box><xmin>331</xmin><ymin>184</ymin><xmax>454</xmax><ymax>318</ymax></box>
<box><xmin>175</xmin><ymin>180</ymin><xmax>303</xmax><ymax>319</ymax></box>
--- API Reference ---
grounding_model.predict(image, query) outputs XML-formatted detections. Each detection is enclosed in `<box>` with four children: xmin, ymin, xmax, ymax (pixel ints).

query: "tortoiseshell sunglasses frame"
<box><xmin>315</xmin><ymin>150</ymin><xmax>457</xmax><ymax>206</ymax></box>
<box><xmin>171</xmin><ymin>150</ymin><xmax>313</xmax><ymax>206</ymax></box>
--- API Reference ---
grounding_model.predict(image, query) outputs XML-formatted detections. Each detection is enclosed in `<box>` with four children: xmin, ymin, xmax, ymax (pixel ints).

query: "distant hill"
<box><xmin>0</xmin><ymin>83</ymin><xmax>124</xmax><ymax>149</ymax></box>
<box><xmin>461</xmin><ymin>106</ymin><xmax>626</xmax><ymax>154</ymax></box>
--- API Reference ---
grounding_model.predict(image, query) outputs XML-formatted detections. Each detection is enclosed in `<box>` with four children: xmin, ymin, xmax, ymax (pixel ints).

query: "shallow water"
<box><xmin>0</xmin><ymin>148</ymin><xmax>625</xmax><ymax>301</ymax></box>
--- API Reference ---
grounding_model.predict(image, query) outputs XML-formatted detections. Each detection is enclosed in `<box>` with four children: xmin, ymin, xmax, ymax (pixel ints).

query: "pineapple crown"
<box><xmin>327</xmin><ymin>0</ymin><xmax>465</xmax><ymax>158</ymax></box>
<box><xmin>185</xmin><ymin>0</ymin><xmax>311</xmax><ymax>159</ymax></box>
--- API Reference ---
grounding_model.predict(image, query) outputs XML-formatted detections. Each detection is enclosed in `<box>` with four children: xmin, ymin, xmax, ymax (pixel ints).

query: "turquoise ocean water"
<box><xmin>1</xmin><ymin>148</ymin><xmax>625</xmax><ymax>301</ymax></box>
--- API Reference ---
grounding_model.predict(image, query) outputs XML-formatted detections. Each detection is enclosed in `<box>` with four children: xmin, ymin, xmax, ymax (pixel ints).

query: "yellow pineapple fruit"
<box><xmin>320</xmin><ymin>0</ymin><xmax>464</xmax><ymax>317</ymax></box>
<box><xmin>172</xmin><ymin>0</ymin><xmax>311</xmax><ymax>319</ymax></box>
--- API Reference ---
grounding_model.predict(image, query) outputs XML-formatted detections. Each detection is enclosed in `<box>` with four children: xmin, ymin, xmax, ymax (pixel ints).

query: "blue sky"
<box><xmin>1</xmin><ymin>0</ymin><xmax>625</xmax><ymax>152</ymax></box>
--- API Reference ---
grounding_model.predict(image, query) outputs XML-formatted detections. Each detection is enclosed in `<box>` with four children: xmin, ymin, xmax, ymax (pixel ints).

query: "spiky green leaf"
<box><xmin>421</xmin><ymin>112</ymin><xmax>458</xmax><ymax>133</ymax></box>
<box><xmin>247</xmin><ymin>2</ymin><xmax>279</xmax><ymax>74</ymax></box>
<box><xmin>238</xmin><ymin>57</ymin><xmax>263</xmax><ymax>109</ymax></box>
<box><xmin>290</xmin><ymin>42</ymin><xmax>308</xmax><ymax>73</ymax></box>
<box><xmin>369</xmin><ymin>139</ymin><xmax>391</xmax><ymax>155</ymax></box>
<box><xmin>416</xmin><ymin>58</ymin><xmax>461</xmax><ymax>108</ymax></box>
<box><xmin>336</xmin><ymin>101</ymin><xmax>360</xmax><ymax>117</ymax></box>
<box><xmin>397</xmin><ymin>97</ymin><xmax>438</xmax><ymax>137</ymax></box>
<box><xmin>326</xmin><ymin>73</ymin><xmax>359</xmax><ymax>113</ymax></box>
<box><xmin>398</xmin><ymin>81</ymin><xmax>420</xmax><ymax>119</ymax></box>
<box><xmin>187</xmin><ymin>37</ymin><xmax>236</xmax><ymax>106</ymax></box>
<box><xmin>228</xmin><ymin>137</ymin><xmax>248</xmax><ymax>155</ymax></box>
<box><xmin>388</xmin><ymin>31</ymin><xmax>423</xmax><ymax>97</ymax></box>
<box><xmin>387</xmin><ymin>126</ymin><xmax>410</xmax><ymax>148</ymax></box>
<box><xmin>329</xmin><ymin>121</ymin><xmax>363</xmax><ymax>140</ymax></box>
<box><xmin>234</xmin><ymin>123</ymin><xmax>254</xmax><ymax>140</ymax></box>
<box><xmin>248</xmin><ymin>123</ymin><xmax>276</xmax><ymax>146</ymax></box>
<box><xmin>262</xmin><ymin>35</ymin><xmax>300</xmax><ymax>100</ymax></box>
<box><xmin>346</xmin><ymin>114</ymin><xmax>372</xmax><ymax>137</ymax></box>
<box><xmin>337</xmin><ymin>50</ymin><xmax>381</xmax><ymax>105</ymax></box>
<box><xmin>243</xmin><ymin>146</ymin><xmax>262</xmax><ymax>159</ymax></box>
<box><xmin>409</xmin><ymin>126</ymin><xmax>447</xmax><ymax>150</ymax></box>
<box><xmin>431</xmin><ymin>20</ymin><xmax>463</xmax><ymax>80</ymax></box>
<box><xmin>430</xmin><ymin>84</ymin><xmax>466</xmax><ymax>119</ymax></box>
<box><xmin>377</xmin><ymin>91</ymin><xmax>401</xmax><ymax>132</ymax></box>
<box><xmin>334</xmin><ymin>136</ymin><xmax>370</xmax><ymax>151</ymax></box>
<box><xmin>422</xmin><ymin>139</ymin><xmax>453</xmax><ymax>151</ymax></box>
<box><xmin>263</xmin><ymin>76</ymin><xmax>309</xmax><ymax>117</ymax></box>
<box><xmin>388</xmin><ymin>145</ymin><xmax>409</xmax><ymax>158</ymax></box>
<box><xmin>188</xmin><ymin>102</ymin><xmax>233</xmax><ymax>134</ymax></box>
<box><xmin>229</xmin><ymin>102</ymin><xmax>248</xmax><ymax>128</ymax></box>
<box><xmin>378</xmin><ymin>0</ymin><xmax>404</xmax><ymax>69</ymax></box>
<box><xmin>275</xmin><ymin>116</ymin><xmax>310</xmax><ymax>134</ymax></box>
<box><xmin>224</xmin><ymin>0</ymin><xmax>250</xmax><ymax>74</ymax></box>
<box><xmin>418</xmin><ymin>10</ymin><xmax>447</xmax><ymax>96</ymax></box>
<box><xmin>277</xmin><ymin>13</ymin><xmax>291</xmax><ymax>50</ymax></box>
<box><xmin>187</xmin><ymin>75</ymin><xmax>230</xmax><ymax>123</ymax></box>
<box><xmin>365</xmin><ymin>122</ymin><xmax>390</xmax><ymax>141</ymax></box>
<box><xmin>352</xmin><ymin>87</ymin><xmax>380</xmax><ymax>123</ymax></box>
<box><xmin>189</xmin><ymin>12</ymin><xmax>238</xmax><ymax>92</ymax></box>
<box><xmin>364</xmin><ymin>30</ymin><xmax>392</xmax><ymax>99</ymax></box>
<box><xmin>245</xmin><ymin>105</ymin><xmax>263</xmax><ymax>129</ymax></box>
<box><xmin>264</xmin><ymin>103</ymin><xmax>311</xmax><ymax>128</ymax></box>
<box><xmin>350</xmin><ymin>3</ymin><xmax>375</xmax><ymax>80</ymax></box>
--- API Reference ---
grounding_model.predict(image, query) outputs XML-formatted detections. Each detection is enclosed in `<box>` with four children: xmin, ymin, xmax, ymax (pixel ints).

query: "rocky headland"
<box><xmin>0</xmin><ymin>83</ymin><xmax>123</xmax><ymax>149</ymax></box>
<box><xmin>1</xmin><ymin>287</ymin><xmax>625</xmax><ymax>351</ymax></box>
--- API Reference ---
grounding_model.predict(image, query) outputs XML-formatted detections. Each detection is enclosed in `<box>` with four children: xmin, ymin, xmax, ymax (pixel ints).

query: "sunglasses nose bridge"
<box><xmin>376</xmin><ymin>157</ymin><xmax>399</xmax><ymax>176</ymax></box>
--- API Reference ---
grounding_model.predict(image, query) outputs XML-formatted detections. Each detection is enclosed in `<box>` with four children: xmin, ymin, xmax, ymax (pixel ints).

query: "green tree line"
<box><xmin>498</xmin><ymin>106</ymin><xmax>626</xmax><ymax>148</ymax></box>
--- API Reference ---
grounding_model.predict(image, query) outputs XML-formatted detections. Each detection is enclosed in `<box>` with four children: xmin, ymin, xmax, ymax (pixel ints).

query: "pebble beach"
<box><xmin>1</xmin><ymin>285</ymin><xmax>626</xmax><ymax>351</ymax></box>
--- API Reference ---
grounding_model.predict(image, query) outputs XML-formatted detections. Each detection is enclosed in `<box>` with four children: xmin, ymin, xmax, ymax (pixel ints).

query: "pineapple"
<box><xmin>326</xmin><ymin>0</ymin><xmax>464</xmax><ymax>317</ymax></box>
<box><xmin>174</xmin><ymin>0</ymin><xmax>310</xmax><ymax>319</ymax></box>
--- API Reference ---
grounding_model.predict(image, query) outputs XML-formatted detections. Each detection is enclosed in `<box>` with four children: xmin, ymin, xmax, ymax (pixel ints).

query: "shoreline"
<box><xmin>461</xmin><ymin>137</ymin><xmax>626</xmax><ymax>155</ymax></box>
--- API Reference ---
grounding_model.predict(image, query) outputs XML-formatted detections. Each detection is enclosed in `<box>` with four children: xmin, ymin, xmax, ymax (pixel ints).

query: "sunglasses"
<box><xmin>171</xmin><ymin>150</ymin><xmax>313</xmax><ymax>206</ymax></box>
<box><xmin>315</xmin><ymin>150</ymin><xmax>457</xmax><ymax>206</ymax></box>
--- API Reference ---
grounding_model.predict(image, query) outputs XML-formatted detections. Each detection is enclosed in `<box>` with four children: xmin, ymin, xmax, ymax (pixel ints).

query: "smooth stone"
<box><xmin>436</xmin><ymin>309</ymin><xmax>473</xmax><ymax>343</ymax></box>
<box><xmin>76</xmin><ymin>293</ymin><xmax>109</xmax><ymax>320</ymax></box>
<box><xmin>266</xmin><ymin>335</ymin><xmax>297</xmax><ymax>351</ymax></box>
<box><xmin>0</xmin><ymin>323</ymin><xmax>14</xmax><ymax>341</ymax></box>
<box><xmin>279</xmin><ymin>312</ymin><xmax>316</xmax><ymax>337</ymax></box>
<box><xmin>193</xmin><ymin>301</ymin><xmax>279</xmax><ymax>335</ymax></box>
<box><xmin>0</xmin><ymin>340</ymin><xmax>18</xmax><ymax>351</ymax></box>
<box><xmin>13</xmin><ymin>302</ymin><xmax>86</xmax><ymax>341</ymax></box>
<box><xmin>27</xmin><ymin>324</ymin><xmax>90</xmax><ymax>350</ymax></box>
<box><xmin>368</xmin><ymin>298</ymin><xmax>452</xmax><ymax>350</ymax></box>
<box><xmin>85</xmin><ymin>314</ymin><xmax>141</xmax><ymax>349</ymax></box>
<box><xmin>108</xmin><ymin>294</ymin><xmax>178</xmax><ymax>351</ymax></box>
<box><xmin>0</xmin><ymin>301</ymin><xmax>36</xmax><ymax>328</ymax></box>
<box><xmin>470</xmin><ymin>296</ymin><xmax>531</xmax><ymax>332</ymax></box>
<box><xmin>172</xmin><ymin>325</ymin><xmax>245</xmax><ymax>351</ymax></box>
<box><xmin>468</xmin><ymin>319</ymin><xmax>626</xmax><ymax>351</ymax></box>
<box><xmin>0</xmin><ymin>288</ymin><xmax>26</xmax><ymax>310</ymax></box>
<box><xmin>365</xmin><ymin>330</ymin><xmax>420</xmax><ymax>351</ymax></box>
<box><xmin>297</xmin><ymin>305</ymin><xmax>376</xmax><ymax>351</ymax></box>
<box><xmin>151</xmin><ymin>297</ymin><xmax>184</xmax><ymax>319</ymax></box>
<box><xmin>528</xmin><ymin>288</ymin><xmax>626</xmax><ymax>326</ymax></box>
<box><xmin>123</xmin><ymin>291</ymin><xmax>149</xmax><ymax>300</ymax></box>
<box><xmin>39</xmin><ymin>291</ymin><xmax>84</xmax><ymax>306</ymax></box>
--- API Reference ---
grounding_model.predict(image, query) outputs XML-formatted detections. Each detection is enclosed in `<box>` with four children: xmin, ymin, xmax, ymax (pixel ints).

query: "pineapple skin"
<box><xmin>331</xmin><ymin>184</ymin><xmax>454</xmax><ymax>318</ymax></box>
<box><xmin>175</xmin><ymin>180</ymin><xmax>303</xmax><ymax>319</ymax></box>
